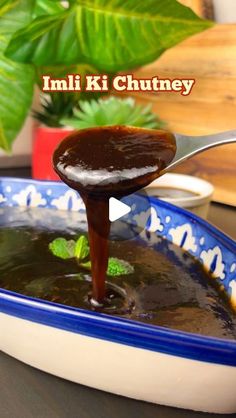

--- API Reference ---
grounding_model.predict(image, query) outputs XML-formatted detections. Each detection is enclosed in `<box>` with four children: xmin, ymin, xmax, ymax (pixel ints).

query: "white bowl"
<box><xmin>146</xmin><ymin>173</ymin><xmax>214</xmax><ymax>219</ymax></box>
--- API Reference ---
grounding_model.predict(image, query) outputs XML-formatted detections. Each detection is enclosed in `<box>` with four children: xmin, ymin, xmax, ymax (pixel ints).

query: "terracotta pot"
<box><xmin>32</xmin><ymin>126</ymin><xmax>73</xmax><ymax>181</ymax></box>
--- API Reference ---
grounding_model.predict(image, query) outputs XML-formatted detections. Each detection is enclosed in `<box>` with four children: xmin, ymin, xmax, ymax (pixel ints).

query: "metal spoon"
<box><xmin>163</xmin><ymin>130</ymin><xmax>236</xmax><ymax>172</ymax></box>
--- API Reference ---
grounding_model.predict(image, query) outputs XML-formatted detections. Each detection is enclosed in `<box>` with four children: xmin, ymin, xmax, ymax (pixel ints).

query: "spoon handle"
<box><xmin>166</xmin><ymin>130</ymin><xmax>236</xmax><ymax>171</ymax></box>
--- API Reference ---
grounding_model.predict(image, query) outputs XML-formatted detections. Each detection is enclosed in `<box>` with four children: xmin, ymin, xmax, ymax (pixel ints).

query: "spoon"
<box><xmin>164</xmin><ymin>130</ymin><xmax>236</xmax><ymax>172</ymax></box>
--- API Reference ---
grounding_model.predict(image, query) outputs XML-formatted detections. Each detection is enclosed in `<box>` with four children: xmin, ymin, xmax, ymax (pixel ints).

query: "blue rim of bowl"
<box><xmin>1</xmin><ymin>177</ymin><xmax>236</xmax><ymax>366</ymax></box>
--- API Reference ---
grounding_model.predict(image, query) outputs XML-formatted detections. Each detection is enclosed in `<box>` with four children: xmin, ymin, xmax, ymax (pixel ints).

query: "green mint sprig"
<box><xmin>49</xmin><ymin>236</ymin><xmax>133</xmax><ymax>277</ymax></box>
<box><xmin>49</xmin><ymin>238</ymin><xmax>75</xmax><ymax>260</ymax></box>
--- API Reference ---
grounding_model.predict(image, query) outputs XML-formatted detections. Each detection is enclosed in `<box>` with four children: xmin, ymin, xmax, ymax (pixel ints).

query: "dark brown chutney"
<box><xmin>53</xmin><ymin>126</ymin><xmax>176</xmax><ymax>304</ymax></box>
<box><xmin>0</xmin><ymin>206</ymin><xmax>235</xmax><ymax>340</ymax></box>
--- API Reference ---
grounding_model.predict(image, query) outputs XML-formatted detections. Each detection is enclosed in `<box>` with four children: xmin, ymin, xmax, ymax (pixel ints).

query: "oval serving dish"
<box><xmin>0</xmin><ymin>177</ymin><xmax>236</xmax><ymax>414</ymax></box>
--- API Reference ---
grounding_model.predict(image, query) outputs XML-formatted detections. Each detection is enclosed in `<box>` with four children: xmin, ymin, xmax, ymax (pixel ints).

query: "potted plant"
<box><xmin>32</xmin><ymin>93</ymin><xmax>76</xmax><ymax>181</ymax></box>
<box><xmin>33</xmin><ymin>95</ymin><xmax>165</xmax><ymax>180</ymax></box>
<box><xmin>0</xmin><ymin>0</ymin><xmax>212</xmax><ymax>178</ymax></box>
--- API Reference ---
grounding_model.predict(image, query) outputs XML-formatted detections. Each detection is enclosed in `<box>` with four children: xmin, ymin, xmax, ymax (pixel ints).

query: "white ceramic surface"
<box><xmin>2</xmin><ymin>313</ymin><xmax>236</xmax><ymax>414</ymax></box>
<box><xmin>146</xmin><ymin>173</ymin><xmax>214</xmax><ymax>218</ymax></box>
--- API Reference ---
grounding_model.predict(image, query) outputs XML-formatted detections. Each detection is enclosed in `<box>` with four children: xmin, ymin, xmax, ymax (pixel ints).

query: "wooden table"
<box><xmin>131</xmin><ymin>23</ymin><xmax>236</xmax><ymax>207</ymax></box>
<box><xmin>0</xmin><ymin>168</ymin><xmax>235</xmax><ymax>418</ymax></box>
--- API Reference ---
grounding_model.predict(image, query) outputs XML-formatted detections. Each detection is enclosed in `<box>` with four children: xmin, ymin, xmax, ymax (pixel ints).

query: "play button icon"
<box><xmin>109</xmin><ymin>197</ymin><xmax>131</xmax><ymax>222</ymax></box>
<box><xmin>82</xmin><ymin>175</ymin><xmax>151</xmax><ymax>241</ymax></box>
<box><xmin>109</xmin><ymin>190</ymin><xmax>151</xmax><ymax>242</ymax></box>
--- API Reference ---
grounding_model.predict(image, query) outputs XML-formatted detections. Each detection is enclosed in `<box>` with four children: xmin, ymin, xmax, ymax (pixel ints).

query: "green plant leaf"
<box><xmin>6</xmin><ymin>0</ymin><xmax>213</xmax><ymax>72</ymax></box>
<box><xmin>61</xmin><ymin>96</ymin><xmax>165</xmax><ymax>129</ymax></box>
<box><xmin>48</xmin><ymin>235</ymin><xmax>134</xmax><ymax>277</ymax></box>
<box><xmin>107</xmin><ymin>257</ymin><xmax>134</xmax><ymax>276</ymax></box>
<box><xmin>49</xmin><ymin>238</ymin><xmax>76</xmax><ymax>259</ymax></box>
<box><xmin>33</xmin><ymin>0</ymin><xmax>65</xmax><ymax>17</ymax></box>
<box><xmin>33</xmin><ymin>92</ymin><xmax>77</xmax><ymax>127</ymax></box>
<box><xmin>33</xmin><ymin>64</ymin><xmax>100</xmax><ymax>127</ymax></box>
<box><xmin>0</xmin><ymin>0</ymin><xmax>35</xmax><ymax>151</ymax></box>
<box><xmin>74</xmin><ymin>235</ymin><xmax>90</xmax><ymax>261</ymax></box>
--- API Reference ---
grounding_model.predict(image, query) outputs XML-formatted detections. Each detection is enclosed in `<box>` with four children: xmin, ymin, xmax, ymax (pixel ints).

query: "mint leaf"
<box><xmin>49</xmin><ymin>236</ymin><xmax>134</xmax><ymax>277</ymax></box>
<box><xmin>107</xmin><ymin>258</ymin><xmax>134</xmax><ymax>277</ymax></box>
<box><xmin>74</xmin><ymin>235</ymin><xmax>90</xmax><ymax>261</ymax></box>
<box><xmin>49</xmin><ymin>238</ymin><xmax>76</xmax><ymax>260</ymax></box>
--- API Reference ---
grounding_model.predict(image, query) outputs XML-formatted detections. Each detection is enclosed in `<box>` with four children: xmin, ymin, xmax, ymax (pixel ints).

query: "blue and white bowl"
<box><xmin>0</xmin><ymin>178</ymin><xmax>236</xmax><ymax>414</ymax></box>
